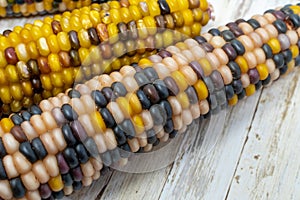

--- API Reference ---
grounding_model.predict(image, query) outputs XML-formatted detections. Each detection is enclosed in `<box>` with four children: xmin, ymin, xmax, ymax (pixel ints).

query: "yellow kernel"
<box><xmin>37</xmin><ymin>37</ymin><xmax>50</xmax><ymax>57</ymax></box>
<box><xmin>108</xmin><ymin>1</ymin><xmax>121</xmax><ymax>9</ymax></box>
<box><xmin>8</xmin><ymin>32</ymin><xmax>21</xmax><ymax>47</ymax></box>
<box><xmin>290</xmin><ymin>5</ymin><xmax>300</xmax><ymax>14</ymax></box>
<box><xmin>290</xmin><ymin>45</ymin><xmax>299</xmax><ymax>58</ymax></box>
<box><xmin>33</xmin><ymin>19</ymin><xmax>43</xmax><ymax>27</ymax></box>
<box><xmin>48</xmin><ymin>175</ymin><xmax>64</xmax><ymax>192</ymax></box>
<box><xmin>60</xmin><ymin>17</ymin><xmax>71</xmax><ymax>32</ymax></box>
<box><xmin>182</xmin><ymin>9</ymin><xmax>194</xmax><ymax>26</ymax></box>
<box><xmin>194</xmin><ymin>80</ymin><xmax>208</xmax><ymax>100</ymax></box>
<box><xmin>13</xmin><ymin>27</ymin><xmax>22</xmax><ymax>34</ymax></box>
<box><xmin>24</xmin><ymin>23</ymin><xmax>32</xmax><ymax>30</ymax></box>
<box><xmin>57</xmin><ymin>32</ymin><xmax>71</xmax><ymax>51</ymax></box>
<box><xmin>62</xmin><ymin>68</ymin><xmax>75</xmax><ymax>86</ymax></box>
<box><xmin>193</xmin><ymin>8</ymin><xmax>203</xmax><ymax>22</ymax></box>
<box><xmin>287</xmin><ymin>60</ymin><xmax>295</xmax><ymax>74</ymax></box>
<box><xmin>191</xmin><ymin>23</ymin><xmax>202</xmax><ymax>37</ymax></box>
<box><xmin>78</xmin><ymin>29</ymin><xmax>91</xmax><ymax>48</ymax></box>
<box><xmin>47</xmin><ymin>35</ymin><xmax>60</xmax><ymax>54</ymax></box>
<box><xmin>166</xmin><ymin>0</ymin><xmax>179</xmax><ymax>12</ymax></box>
<box><xmin>5</xmin><ymin>65</ymin><xmax>19</xmax><ymax>83</ymax></box>
<box><xmin>0</xmin><ymin>36</ymin><xmax>11</xmax><ymax>51</ymax></box>
<box><xmin>27</xmin><ymin>3</ymin><xmax>37</xmax><ymax>14</ymax></box>
<box><xmin>235</xmin><ymin>56</ymin><xmax>249</xmax><ymax>73</ymax></box>
<box><xmin>120</xmin><ymin>7</ymin><xmax>132</xmax><ymax>24</ymax></box>
<box><xmin>138</xmin><ymin>58</ymin><xmax>153</xmax><ymax>69</ymax></box>
<box><xmin>267</xmin><ymin>38</ymin><xmax>281</xmax><ymax>54</ymax></box>
<box><xmin>136</xmin><ymin>20</ymin><xmax>148</xmax><ymax>39</ymax></box>
<box><xmin>200</xmin><ymin>0</ymin><xmax>209</xmax><ymax>10</ymax></box>
<box><xmin>127</xmin><ymin>93</ymin><xmax>142</xmax><ymax>114</ymax></box>
<box><xmin>107</xmin><ymin>23</ymin><xmax>119</xmax><ymax>44</ymax></box>
<box><xmin>27</xmin><ymin>41</ymin><xmax>40</xmax><ymax>59</ymax></box>
<box><xmin>100</xmin><ymin>10</ymin><xmax>111</xmax><ymax>24</ymax></box>
<box><xmin>40</xmin><ymin>74</ymin><xmax>53</xmax><ymax>91</ymax></box>
<box><xmin>48</xmin><ymin>54</ymin><xmax>62</xmax><ymax>72</ymax></box>
<box><xmin>89</xmin><ymin>10</ymin><xmax>101</xmax><ymax>26</ymax></box>
<box><xmin>0</xmin><ymin>7</ymin><xmax>6</xmax><ymax>17</ymax></box>
<box><xmin>1</xmin><ymin>118</ymin><xmax>14</xmax><ymax>133</ymax></box>
<box><xmin>10</xmin><ymin>84</ymin><xmax>24</xmax><ymax>101</ymax></box>
<box><xmin>177</xmin><ymin>92</ymin><xmax>190</xmax><ymax>109</ymax></box>
<box><xmin>148</xmin><ymin>0</ymin><xmax>160</xmax><ymax>16</ymax></box>
<box><xmin>70</xmin><ymin>15</ymin><xmax>83</xmax><ymax>32</ymax></box>
<box><xmin>90</xmin><ymin>111</ymin><xmax>106</xmax><ymax>133</ymax></box>
<box><xmin>80</xmin><ymin>14</ymin><xmax>93</xmax><ymax>29</ymax></box>
<box><xmin>21</xmin><ymin>81</ymin><xmax>33</xmax><ymax>97</ymax></box>
<box><xmin>89</xmin><ymin>46</ymin><xmax>102</xmax><ymax>64</ymax></box>
<box><xmin>0</xmin><ymin>86</ymin><xmax>12</xmax><ymax>104</ymax></box>
<box><xmin>171</xmin><ymin>71</ymin><xmax>188</xmax><ymax>92</ymax></box>
<box><xmin>116</xmin><ymin>97</ymin><xmax>133</xmax><ymax>118</ymax></box>
<box><xmin>50</xmin><ymin>72</ymin><xmax>64</xmax><ymax>88</ymax></box>
<box><xmin>0</xmin><ymin>69</ymin><xmax>7</xmax><ymax>85</ymax></box>
<box><xmin>256</xmin><ymin>64</ymin><xmax>269</xmax><ymax>80</ymax></box>
<box><xmin>10</xmin><ymin>101</ymin><xmax>21</xmax><ymax>113</ymax></box>
<box><xmin>15</xmin><ymin>44</ymin><xmax>30</xmax><ymax>62</ymax></box>
<box><xmin>132</xmin><ymin>115</ymin><xmax>144</xmax><ymax>135</ymax></box>
<box><xmin>42</xmin><ymin>90</ymin><xmax>53</xmax><ymax>99</ymax></box>
<box><xmin>41</xmin><ymin>23</ymin><xmax>53</xmax><ymax>37</ymax></box>
<box><xmin>128</xmin><ymin>0</ymin><xmax>139</xmax><ymax>5</ymax></box>
<box><xmin>0</xmin><ymin>51</ymin><xmax>7</xmax><ymax>68</ymax></box>
<box><xmin>228</xmin><ymin>94</ymin><xmax>238</xmax><ymax>106</ymax></box>
<box><xmin>162</xmin><ymin>30</ymin><xmax>174</xmax><ymax>47</ymax></box>
<box><xmin>52</xmin><ymin>87</ymin><xmax>64</xmax><ymax>96</ymax></box>
<box><xmin>31</xmin><ymin>25</ymin><xmax>43</xmax><ymax>41</ymax></box>
<box><xmin>129</xmin><ymin>5</ymin><xmax>142</xmax><ymax>21</ymax></box>
<box><xmin>43</xmin><ymin>16</ymin><xmax>53</xmax><ymax>25</ymax></box>
<box><xmin>245</xmin><ymin>84</ymin><xmax>256</xmax><ymax>96</ymax></box>
<box><xmin>143</xmin><ymin>16</ymin><xmax>157</xmax><ymax>35</ymax></box>
<box><xmin>179</xmin><ymin>26</ymin><xmax>192</xmax><ymax>37</ymax></box>
<box><xmin>201</xmin><ymin>11</ymin><xmax>210</xmax><ymax>25</ymax></box>
<box><xmin>198</xmin><ymin>58</ymin><xmax>213</xmax><ymax>76</ymax></box>
<box><xmin>78</xmin><ymin>47</ymin><xmax>91</xmax><ymax>65</ymax></box>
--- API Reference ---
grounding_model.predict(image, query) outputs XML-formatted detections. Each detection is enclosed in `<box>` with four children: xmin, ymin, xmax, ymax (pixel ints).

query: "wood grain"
<box><xmin>0</xmin><ymin>1</ymin><xmax>299</xmax><ymax>200</ymax></box>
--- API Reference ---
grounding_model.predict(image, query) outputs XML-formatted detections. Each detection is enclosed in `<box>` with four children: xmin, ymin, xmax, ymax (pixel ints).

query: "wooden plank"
<box><xmin>159</xmin><ymin>95</ymin><xmax>261</xmax><ymax>200</ymax></box>
<box><xmin>99</xmin><ymin>167</ymin><xmax>172</xmax><ymax>200</ymax></box>
<box><xmin>226</xmin><ymin>70</ymin><xmax>300</xmax><ymax>200</ymax></box>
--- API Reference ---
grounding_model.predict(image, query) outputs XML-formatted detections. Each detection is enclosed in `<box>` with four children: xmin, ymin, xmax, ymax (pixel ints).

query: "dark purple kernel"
<box><xmin>189</xmin><ymin>61</ymin><xmax>204</xmax><ymax>79</ymax></box>
<box><xmin>56</xmin><ymin>153</ymin><xmax>70</xmax><ymax>174</ymax></box>
<box><xmin>248</xmin><ymin>68</ymin><xmax>260</xmax><ymax>84</ymax></box>
<box><xmin>70</xmin><ymin>120</ymin><xmax>88</xmax><ymax>142</ymax></box>
<box><xmin>222</xmin><ymin>43</ymin><xmax>237</xmax><ymax>60</ymax></box>
<box><xmin>5</xmin><ymin>47</ymin><xmax>18</xmax><ymax>65</ymax></box>
<box><xmin>39</xmin><ymin>184</ymin><xmax>52</xmax><ymax>199</ymax></box>
<box><xmin>71</xmin><ymin>166</ymin><xmax>83</xmax><ymax>182</ymax></box>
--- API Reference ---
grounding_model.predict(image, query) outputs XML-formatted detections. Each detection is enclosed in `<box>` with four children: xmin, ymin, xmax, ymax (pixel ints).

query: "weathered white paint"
<box><xmin>1</xmin><ymin>1</ymin><xmax>299</xmax><ymax>200</ymax></box>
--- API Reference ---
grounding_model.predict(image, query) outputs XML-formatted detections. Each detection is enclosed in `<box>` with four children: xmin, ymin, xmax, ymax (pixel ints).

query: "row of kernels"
<box><xmin>0</xmin><ymin>0</ymin><xmax>210</xmax><ymax>115</ymax></box>
<box><xmin>196</xmin><ymin>6</ymin><xmax>300</xmax><ymax>105</ymax></box>
<box><xmin>0</xmin><ymin>0</ymin><xmax>98</xmax><ymax>18</ymax></box>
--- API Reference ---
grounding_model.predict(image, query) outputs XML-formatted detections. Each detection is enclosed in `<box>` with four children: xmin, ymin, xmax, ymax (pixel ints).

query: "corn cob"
<box><xmin>0</xmin><ymin>0</ymin><xmax>211</xmax><ymax>116</ymax></box>
<box><xmin>0</xmin><ymin>0</ymin><xmax>109</xmax><ymax>18</ymax></box>
<box><xmin>0</xmin><ymin>3</ymin><xmax>299</xmax><ymax>199</ymax></box>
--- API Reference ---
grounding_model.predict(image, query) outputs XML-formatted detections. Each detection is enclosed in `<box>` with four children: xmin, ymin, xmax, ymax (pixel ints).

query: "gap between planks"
<box><xmin>224</xmin><ymin>91</ymin><xmax>263</xmax><ymax>199</ymax></box>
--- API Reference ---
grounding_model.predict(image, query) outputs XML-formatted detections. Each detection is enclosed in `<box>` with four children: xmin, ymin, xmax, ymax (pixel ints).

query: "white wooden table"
<box><xmin>1</xmin><ymin>1</ymin><xmax>300</xmax><ymax>199</ymax></box>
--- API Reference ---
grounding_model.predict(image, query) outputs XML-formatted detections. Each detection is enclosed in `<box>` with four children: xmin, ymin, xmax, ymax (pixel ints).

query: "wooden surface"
<box><xmin>1</xmin><ymin>0</ymin><xmax>300</xmax><ymax>199</ymax></box>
